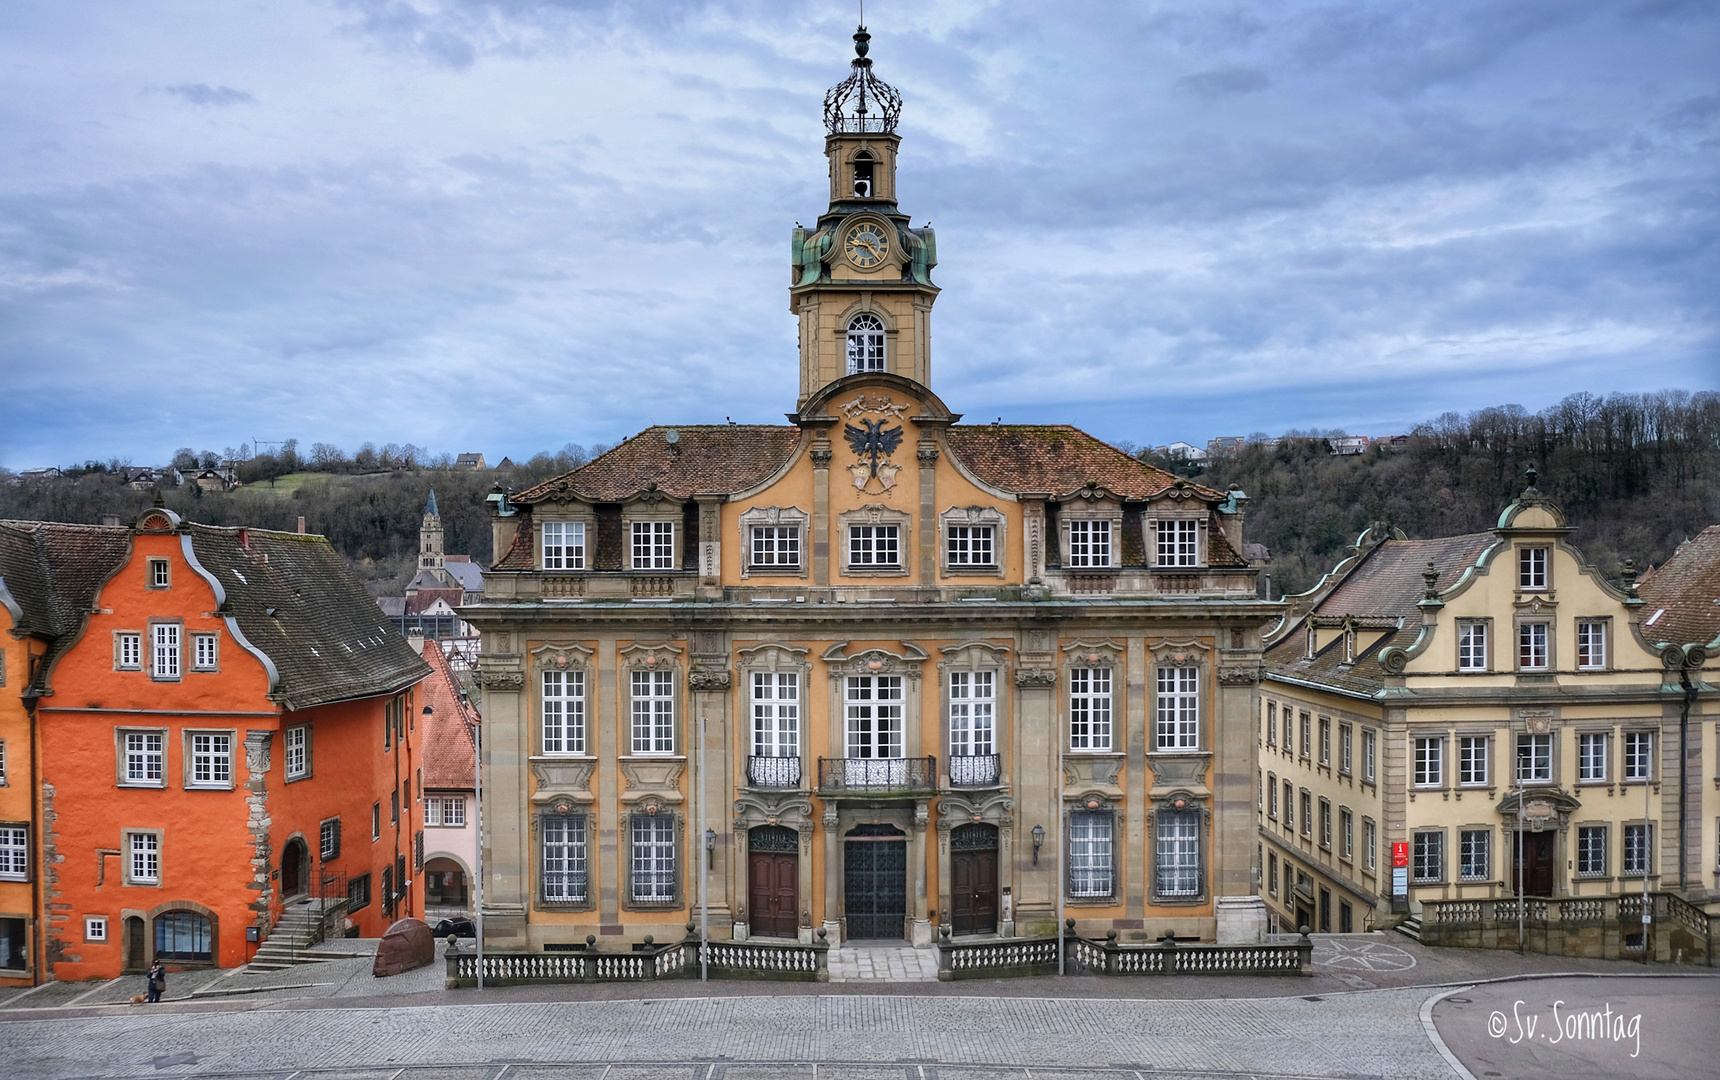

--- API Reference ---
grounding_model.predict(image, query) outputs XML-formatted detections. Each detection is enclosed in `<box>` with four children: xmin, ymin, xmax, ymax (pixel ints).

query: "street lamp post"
<box><xmin>699</xmin><ymin>715</ymin><xmax>709</xmax><ymax>983</ymax></box>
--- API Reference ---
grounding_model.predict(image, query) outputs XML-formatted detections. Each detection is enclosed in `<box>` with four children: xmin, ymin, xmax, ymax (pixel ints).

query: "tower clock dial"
<box><xmin>843</xmin><ymin>221</ymin><xmax>890</xmax><ymax>269</ymax></box>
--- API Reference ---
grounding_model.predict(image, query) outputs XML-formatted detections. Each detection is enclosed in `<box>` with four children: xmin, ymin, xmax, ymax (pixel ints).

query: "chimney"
<box><xmin>407</xmin><ymin>629</ymin><xmax>426</xmax><ymax>656</ymax></box>
<box><xmin>297</xmin><ymin>516</ymin><xmax>306</xmax><ymax>534</ymax></box>
<box><xmin>100</xmin><ymin>514</ymin><xmax>121</xmax><ymax>527</ymax></box>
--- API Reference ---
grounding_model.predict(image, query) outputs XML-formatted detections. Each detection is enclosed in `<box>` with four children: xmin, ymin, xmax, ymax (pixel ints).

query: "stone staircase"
<box><xmin>1394</xmin><ymin>915</ymin><xmax>1423</xmax><ymax>943</ymax></box>
<box><xmin>249</xmin><ymin>898</ymin><xmax>349</xmax><ymax>970</ymax></box>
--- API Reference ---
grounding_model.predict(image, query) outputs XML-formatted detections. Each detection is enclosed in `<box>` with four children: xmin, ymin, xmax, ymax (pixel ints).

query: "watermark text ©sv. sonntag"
<box><xmin>1486</xmin><ymin>999</ymin><xmax>1643</xmax><ymax>1058</ymax></box>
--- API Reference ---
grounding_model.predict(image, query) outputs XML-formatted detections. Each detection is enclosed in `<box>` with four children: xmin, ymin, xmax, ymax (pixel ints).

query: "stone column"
<box><xmin>1125</xmin><ymin>638</ymin><xmax>1147</xmax><ymax>920</ymax></box>
<box><xmin>476</xmin><ymin>630</ymin><xmax>529</xmax><ymax>946</ymax></box>
<box><xmin>811</xmin><ymin>443</ymin><xmax>832</xmax><ymax>586</ymax></box>
<box><xmin>911</xmin><ymin>799</ymin><xmax>932</xmax><ymax>947</ymax></box>
<box><xmin>1013</xmin><ymin>629</ymin><xmax>1058</xmax><ymax>934</ymax></box>
<box><xmin>596</xmin><ymin>637</ymin><xmax>620</xmax><ymax>932</ymax></box>
<box><xmin>821</xmin><ymin>804</ymin><xmax>842</xmax><ymax>944</ymax></box>
<box><xmin>917</xmin><ymin>445</ymin><xmax>938</xmax><ymax>585</ymax></box>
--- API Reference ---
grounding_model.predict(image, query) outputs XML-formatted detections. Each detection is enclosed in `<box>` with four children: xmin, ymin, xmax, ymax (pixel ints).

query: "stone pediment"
<box><xmin>1497</xmin><ymin>788</ymin><xmax>1581</xmax><ymax>831</ymax></box>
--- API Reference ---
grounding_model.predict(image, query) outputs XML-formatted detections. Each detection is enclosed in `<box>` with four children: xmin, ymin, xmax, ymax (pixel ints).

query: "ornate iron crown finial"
<box><xmin>823</xmin><ymin>24</ymin><xmax>902</xmax><ymax>135</ymax></box>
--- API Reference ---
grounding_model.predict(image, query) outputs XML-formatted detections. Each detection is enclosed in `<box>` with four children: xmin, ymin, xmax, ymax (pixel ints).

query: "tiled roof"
<box><xmin>1638</xmin><ymin>525</ymin><xmax>1720</xmax><ymax>647</ymax></box>
<box><xmin>0</xmin><ymin>520</ymin><xmax>132</xmax><ymax>693</ymax></box>
<box><xmin>1265</xmin><ymin>533</ymin><xmax>1496</xmax><ymax>694</ymax></box>
<box><xmin>418</xmin><ymin>640</ymin><xmax>478</xmax><ymax>790</ymax></box>
<box><xmin>491</xmin><ymin>511</ymin><xmax>535</xmax><ymax>572</ymax></box>
<box><xmin>443</xmin><ymin>561</ymin><xmax>484</xmax><ymax>592</ymax></box>
<box><xmin>186</xmin><ymin>524</ymin><xmax>430</xmax><ymax>711</ymax></box>
<box><xmin>944</xmin><ymin>425</ymin><xmax>1214</xmax><ymax>500</ymax></box>
<box><xmin>406</xmin><ymin>587</ymin><xmax>464</xmax><ymax>616</ymax></box>
<box><xmin>514</xmin><ymin>426</ymin><xmax>803</xmax><ymax>503</ymax></box>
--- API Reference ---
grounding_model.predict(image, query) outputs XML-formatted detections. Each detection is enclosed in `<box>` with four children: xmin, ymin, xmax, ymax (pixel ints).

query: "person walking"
<box><xmin>145</xmin><ymin>960</ymin><xmax>165</xmax><ymax>1003</ymax></box>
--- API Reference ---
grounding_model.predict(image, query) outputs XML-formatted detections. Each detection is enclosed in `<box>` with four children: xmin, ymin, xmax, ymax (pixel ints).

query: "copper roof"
<box><xmin>944</xmin><ymin>425</ymin><xmax>1213</xmax><ymax>500</ymax></box>
<box><xmin>418</xmin><ymin>640</ymin><xmax>478</xmax><ymax>790</ymax></box>
<box><xmin>1639</xmin><ymin>525</ymin><xmax>1720</xmax><ymax>647</ymax></box>
<box><xmin>513</xmin><ymin>426</ymin><xmax>803</xmax><ymax>503</ymax></box>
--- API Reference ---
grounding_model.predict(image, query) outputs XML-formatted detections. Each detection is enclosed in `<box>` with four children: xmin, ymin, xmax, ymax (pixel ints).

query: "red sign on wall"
<box><xmin>1392</xmin><ymin>841</ymin><xmax>1410</xmax><ymax>868</ymax></box>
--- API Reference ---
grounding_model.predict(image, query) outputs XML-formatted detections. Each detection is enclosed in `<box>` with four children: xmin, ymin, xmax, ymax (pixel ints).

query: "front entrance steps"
<box><xmin>1395</xmin><ymin>915</ymin><xmax>1423</xmax><ymax>943</ymax></box>
<box><xmin>248</xmin><ymin>897</ymin><xmax>348</xmax><ymax>971</ymax></box>
<box><xmin>827</xmin><ymin>943</ymin><xmax>939</xmax><ymax>982</ymax></box>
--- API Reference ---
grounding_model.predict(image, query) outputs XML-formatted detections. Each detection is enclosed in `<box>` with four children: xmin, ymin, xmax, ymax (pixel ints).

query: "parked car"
<box><xmin>432</xmin><ymin>917</ymin><xmax>476</xmax><ymax>939</ymax></box>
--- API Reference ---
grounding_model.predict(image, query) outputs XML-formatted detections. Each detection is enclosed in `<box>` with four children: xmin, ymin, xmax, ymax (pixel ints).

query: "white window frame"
<box><xmin>1622</xmin><ymin>822</ymin><xmax>1652</xmax><ymax>876</ymax></box>
<box><xmin>187</xmin><ymin>731</ymin><xmax>234</xmax><ymax>788</ymax></box>
<box><xmin>1267</xmin><ymin>773</ymin><xmax>1278</xmax><ymax>818</ymax></box>
<box><xmin>1363</xmin><ymin>729</ymin><xmax>1377</xmax><ymax>783</ymax></box>
<box><xmin>749</xmin><ymin>525</ymin><xmax>802</xmax><ymax>570</ymax></box>
<box><xmin>1458</xmin><ymin>621</ymin><xmax>1489</xmax><ymax>671</ymax></box>
<box><xmin>1068</xmin><ymin>809</ymin><xmax>1114</xmax><ymax>899</ymax></box>
<box><xmin>122</xmin><ymin>731</ymin><xmax>165</xmax><ymax>787</ymax></box>
<box><xmin>1459</xmin><ymin>829</ymin><xmax>1491</xmax><ymax>882</ymax></box>
<box><xmin>844</xmin><ymin>675</ymin><xmax>903</xmax><ymax>759</ymax></box>
<box><xmin>629</xmin><ymin>669</ymin><xmax>675</xmax><ymax>755</ymax></box>
<box><xmin>1065</xmin><ymin>519</ymin><xmax>1112</xmax><ymax>568</ymax></box>
<box><xmin>1518</xmin><ymin>622</ymin><xmax>1550</xmax><ymax>671</ymax></box>
<box><xmin>1576</xmin><ymin>620</ymin><xmax>1607</xmax><ymax>670</ymax></box>
<box><xmin>846</xmin><ymin>312</ymin><xmax>886</xmax><ymax>374</ymax></box>
<box><xmin>127</xmin><ymin>831</ymin><xmax>160</xmax><ymax>885</ymax></box>
<box><xmin>948</xmin><ymin>670</ymin><xmax>995</xmax><ymax>758</ymax></box>
<box><xmin>1578</xmin><ymin>732</ymin><xmax>1608</xmax><ymax>783</ymax></box>
<box><xmin>1413</xmin><ymin>737</ymin><xmax>1443</xmax><ymax>788</ymax></box>
<box><xmin>542</xmin><ymin>521</ymin><xmax>587</xmax><ymax>571</ymax></box>
<box><xmin>542</xmin><ymin>669</ymin><xmax>587</xmax><ymax>756</ymax></box>
<box><xmin>1364</xmin><ymin>819</ymin><xmax>1378</xmax><ymax>872</ymax></box>
<box><xmin>1576</xmin><ymin>824</ymin><xmax>1607</xmax><ymax>877</ymax></box>
<box><xmin>147</xmin><ymin>558</ymin><xmax>170</xmax><ymax>589</ymax></box>
<box><xmin>945</xmin><ymin>524</ymin><xmax>996</xmax><ymax>568</ymax></box>
<box><xmin>117</xmin><ymin>632</ymin><xmax>142</xmax><ymax>670</ymax></box>
<box><xmin>1068</xmin><ymin>667</ymin><xmax>1113</xmax><ymax>751</ymax></box>
<box><xmin>1516</xmin><ymin>732</ymin><xmax>1553</xmax><ymax>784</ymax></box>
<box><xmin>0</xmin><ymin>825</ymin><xmax>26</xmax><ymax>881</ymax></box>
<box><xmin>1156</xmin><ymin>518</ymin><xmax>1199</xmax><ymax>567</ymax></box>
<box><xmin>630</xmin><ymin>520</ymin><xmax>676</xmax><ymax>571</ymax></box>
<box><xmin>84</xmin><ymin>916</ymin><xmax>108</xmax><ymax>942</ymax></box>
<box><xmin>150</xmin><ymin>623</ymin><xmax>181</xmax><ymax>680</ymax></box>
<box><xmin>1518</xmin><ymin>546</ymin><xmax>1549</xmax><ymax>590</ymax></box>
<box><xmin>1154</xmin><ymin>666</ymin><xmax>1199</xmax><ymax>750</ymax></box>
<box><xmin>1340</xmin><ymin>807</ymin><xmax>1354</xmax><ymax>860</ymax></box>
<box><xmin>848</xmin><ymin>524</ymin><xmax>900</xmax><ymax>568</ymax></box>
<box><xmin>1458</xmin><ymin>736</ymin><xmax>1489</xmax><ymax>787</ymax></box>
<box><xmin>630</xmin><ymin>814</ymin><xmax>677</xmax><ymax>904</ymax></box>
<box><xmin>1623</xmin><ymin>731</ymin><xmax>1653</xmax><ymax>781</ymax></box>
<box><xmin>541</xmin><ymin>813</ymin><xmax>588</xmax><ymax>903</ymax></box>
<box><xmin>1154</xmin><ymin>808</ymin><xmax>1201</xmax><ymax>898</ymax></box>
<box><xmin>192</xmin><ymin>633</ymin><xmax>218</xmax><ymax>671</ymax></box>
<box><xmin>1339</xmin><ymin>723</ymin><xmax>1353</xmax><ymax>775</ymax></box>
<box><xmin>319</xmin><ymin>817</ymin><xmax>340</xmax><ymax>861</ymax></box>
<box><xmin>751</xmin><ymin>672</ymin><xmax>800</xmax><ymax>759</ymax></box>
<box><xmin>285</xmin><ymin>725</ymin><xmax>310</xmax><ymax>780</ymax></box>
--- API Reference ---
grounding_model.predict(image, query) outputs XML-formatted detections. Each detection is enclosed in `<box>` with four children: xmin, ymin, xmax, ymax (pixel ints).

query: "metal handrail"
<box><xmin>816</xmin><ymin>756</ymin><xmax>936</xmax><ymax>793</ymax></box>
<box><xmin>746</xmin><ymin>755</ymin><xmax>802</xmax><ymax>788</ymax></box>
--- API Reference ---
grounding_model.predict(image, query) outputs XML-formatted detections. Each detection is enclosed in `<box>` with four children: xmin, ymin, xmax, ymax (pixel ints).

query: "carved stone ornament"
<box><xmin>916</xmin><ymin>448</ymin><xmax>939</xmax><ymax>466</ymax></box>
<box><xmin>1015</xmin><ymin>668</ymin><xmax>1057</xmax><ymax>688</ymax></box>
<box><xmin>1519</xmin><ymin>708</ymin><xmax>1555</xmax><ymax>735</ymax></box>
<box><xmin>481</xmin><ymin>670</ymin><xmax>525</xmax><ymax>691</ymax></box>
<box><xmin>688</xmin><ymin>668</ymin><xmax>732</xmax><ymax>692</ymax></box>
<box><xmin>838</xmin><ymin>393</ymin><xmax>910</xmax><ymax>421</ymax></box>
<box><xmin>1378</xmin><ymin>647</ymin><xmax>1409</xmax><ymax>676</ymax></box>
<box><xmin>1217</xmin><ymin>665</ymin><xmax>1258</xmax><ymax>686</ymax></box>
<box><xmin>823</xmin><ymin>641</ymin><xmax>928</xmax><ymax>681</ymax></box>
<box><xmin>620</xmin><ymin>641</ymin><xmax>684</xmax><ymax>670</ymax></box>
<box><xmin>809</xmin><ymin>448</ymin><xmax>833</xmax><ymax>467</ymax></box>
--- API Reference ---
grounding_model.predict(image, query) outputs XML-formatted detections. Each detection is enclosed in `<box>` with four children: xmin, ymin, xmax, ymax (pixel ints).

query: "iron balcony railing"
<box><xmin>746</xmin><ymin>755</ymin><xmax>803</xmax><ymax>789</ymax></box>
<box><xmin>948</xmin><ymin>753</ymin><xmax>1001</xmax><ymax>787</ymax></box>
<box><xmin>817</xmin><ymin>756</ymin><xmax>936</xmax><ymax>794</ymax></box>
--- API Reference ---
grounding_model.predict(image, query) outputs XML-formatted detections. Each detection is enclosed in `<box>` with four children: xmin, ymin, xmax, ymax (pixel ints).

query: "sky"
<box><xmin>2</xmin><ymin>0</ymin><xmax>1717</xmax><ymax>469</ymax></box>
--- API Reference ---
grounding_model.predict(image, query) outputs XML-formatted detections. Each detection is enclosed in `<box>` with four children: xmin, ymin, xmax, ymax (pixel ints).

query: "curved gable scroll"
<box><xmin>619</xmin><ymin>641</ymin><xmax>684</xmax><ymax>671</ymax></box>
<box><xmin>735</xmin><ymin>642</ymin><xmax>812</xmax><ymax>678</ymax></box>
<box><xmin>530</xmin><ymin>641</ymin><xmax>594</xmax><ymax>670</ymax></box>
<box><xmin>1148</xmin><ymin>637</ymin><xmax>1211</xmax><ymax>667</ymax></box>
<box><xmin>938</xmin><ymin>639</ymin><xmax>1010</xmax><ymax>672</ymax></box>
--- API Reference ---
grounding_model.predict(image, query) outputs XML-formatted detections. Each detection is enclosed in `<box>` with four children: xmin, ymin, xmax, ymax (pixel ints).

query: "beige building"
<box><xmin>462</xmin><ymin>28</ymin><xmax>1277</xmax><ymax>953</ymax></box>
<box><xmin>1258</xmin><ymin>474</ymin><xmax>1716</xmax><ymax>939</ymax></box>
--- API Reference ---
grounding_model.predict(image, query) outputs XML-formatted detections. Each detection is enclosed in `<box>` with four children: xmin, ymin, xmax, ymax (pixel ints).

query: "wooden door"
<box><xmin>747</xmin><ymin>826</ymin><xmax>799</xmax><ymax>938</ymax></box>
<box><xmin>1514</xmin><ymin>830</ymin><xmax>1556</xmax><ymax>896</ymax></box>
<box><xmin>281</xmin><ymin>840</ymin><xmax>304</xmax><ymax>897</ymax></box>
<box><xmin>950</xmin><ymin>823</ymin><xmax>999</xmax><ymax>936</ymax></box>
<box><xmin>125</xmin><ymin>916</ymin><xmax>146</xmax><ymax>972</ymax></box>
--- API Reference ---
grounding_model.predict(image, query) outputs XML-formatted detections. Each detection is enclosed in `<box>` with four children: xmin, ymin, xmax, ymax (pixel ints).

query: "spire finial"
<box><xmin>1422</xmin><ymin>560</ymin><xmax>1440</xmax><ymax>601</ymax></box>
<box><xmin>1524</xmin><ymin>464</ymin><xmax>1539</xmax><ymax>495</ymax></box>
<box><xmin>824</xmin><ymin>20</ymin><xmax>901</xmax><ymax>134</ymax></box>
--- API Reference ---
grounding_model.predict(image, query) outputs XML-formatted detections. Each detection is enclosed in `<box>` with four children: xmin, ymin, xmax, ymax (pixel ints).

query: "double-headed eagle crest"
<box><xmin>844</xmin><ymin>418</ymin><xmax>903</xmax><ymax>480</ymax></box>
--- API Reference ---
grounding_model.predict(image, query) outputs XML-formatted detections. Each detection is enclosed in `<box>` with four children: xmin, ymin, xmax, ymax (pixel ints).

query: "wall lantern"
<box><xmin>705</xmin><ymin>827</ymin><xmax>717</xmax><ymax>870</ymax></box>
<box><xmin>1031</xmin><ymin>824</ymin><xmax>1045</xmax><ymax>865</ymax></box>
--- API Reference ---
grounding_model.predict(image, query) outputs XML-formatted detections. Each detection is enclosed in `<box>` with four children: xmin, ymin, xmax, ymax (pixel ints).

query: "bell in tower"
<box><xmin>791</xmin><ymin>24</ymin><xmax>939</xmax><ymax>407</ymax></box>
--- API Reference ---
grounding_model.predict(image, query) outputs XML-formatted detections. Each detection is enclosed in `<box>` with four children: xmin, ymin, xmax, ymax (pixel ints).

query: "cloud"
<box><xmin>161</xmin><ymin>83</ymin><xmax>256</xmax><ymax>107</ymax></box>
<box><xmin>0</xmin><ymin>0</ymin><xmax>1716</xmax><ymax>467</ymax></box>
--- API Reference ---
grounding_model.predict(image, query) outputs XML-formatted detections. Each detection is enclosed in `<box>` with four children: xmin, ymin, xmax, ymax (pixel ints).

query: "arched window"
<box><xmin>847</xmin><ymin>313</ymin><xmax>886</xmax><ymax>373</ymax></box>
<box><xmin>851</xmin><ymin>151</ymin><xmax>875</xmax><ymax>197</ymax></box>
<box><xmin>154</xmin><ymin>910</ymin><xmax>213</xmax><ymax>962</ymax></box>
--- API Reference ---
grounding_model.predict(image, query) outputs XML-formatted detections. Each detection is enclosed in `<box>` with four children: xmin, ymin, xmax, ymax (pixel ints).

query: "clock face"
<box><xmin>844</xmin><ymin>222</ymin><xmax>890</xmax><ymax>269</ymax></box>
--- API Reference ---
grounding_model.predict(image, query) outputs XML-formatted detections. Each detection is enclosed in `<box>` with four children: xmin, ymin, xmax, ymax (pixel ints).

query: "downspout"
<box><xmin>27</xmin><ymin>693</ymin><xmax>42</xmax><ymax>986</ymax></box>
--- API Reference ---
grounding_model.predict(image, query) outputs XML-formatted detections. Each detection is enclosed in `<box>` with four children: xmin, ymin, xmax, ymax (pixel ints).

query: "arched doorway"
<box><xmin>281</xmin><ymin>838</ymin><xmax>308</xmax><ymax>898</ymax></box>
<box><xmin>424</xmin><ymin>858</ymin><xmax>468</xmax><ymax>909</ymax></box>
<box><xmin>949</xmin><ymin>823</ymin><xmax>999</xmax><ymax>936</ymax></box>
<box><xmin>123</xmin><ymin>916</ymin><xmax>146</xmax><ymax>972</ymax></box>
<box><xmin>747</xmin><ymin>826</ymin><xmax>800</xmax><ymax>939</ymax></box>
<box><xmin>844</xmin><ymin>823</ymin><xmax>907</xmax><ymax>941</ymax></box>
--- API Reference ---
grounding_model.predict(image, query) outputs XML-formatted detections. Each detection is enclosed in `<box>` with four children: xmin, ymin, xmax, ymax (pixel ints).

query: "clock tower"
<box><xmin>791</xmin><ymin>25</ymin><xmax>939</xmax><ymax>407</ymax></box>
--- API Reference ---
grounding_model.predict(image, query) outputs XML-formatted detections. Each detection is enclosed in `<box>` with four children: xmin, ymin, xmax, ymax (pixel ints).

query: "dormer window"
<box><xmin>852</xmin><ymin>154</ymin><xmax>875</xmax><ymax>197</ymax></box>
<box><xmin>846</xmin><ymin>313</ymin><xmax>886</xmax><ymax>373</ymax></box>
<box><xmin>1066</xmin><ymin>519</ymin><xmax>1112</xmax><ymax>568</ymax></box>
<box><xmin>1518</xmin><ymin>546</ymin><xmax>1549</xmax><ymax>590</ymax></box>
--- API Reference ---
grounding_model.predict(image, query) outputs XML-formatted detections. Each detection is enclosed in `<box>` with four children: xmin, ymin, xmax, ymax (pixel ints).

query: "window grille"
<box><xmin>631</xmin><ymin>815</ymin><xmax>676</xmax><ymax>903</ymax></box>
<box><xmin>1623</xmin><ymin>823</ymin><xmax>1652</xmax><ymax>875</ymax></box>
<box><xmin>1155</xmin><ymin>809</ymin><xmax>1201</xmax><ymax>898</ymax></box>
<box><xmin>1576</xmin><ymin>825</ymin><xmax>1607</xmax><ymax>876</ymax></box>
<box><xmin>1459</xmin><ymin>830</ymin><xmax>1490</xmax><ymax>881</ymax></box>
<box><xmin>1413</xmin><ymin>831</ymin><xmax>1444</xmax><ymax>882</ymax></box>
<box><xmin>1069</xmin><ymin>810</ymin><xmax>1114</xmax><ymax>898</ymax></box>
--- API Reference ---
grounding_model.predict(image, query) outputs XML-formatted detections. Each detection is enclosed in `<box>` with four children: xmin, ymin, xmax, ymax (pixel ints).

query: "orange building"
<box><xmin>4</xmin><ymin>506</ymin><xmax>428</xmax><ymax>982</ymax></box>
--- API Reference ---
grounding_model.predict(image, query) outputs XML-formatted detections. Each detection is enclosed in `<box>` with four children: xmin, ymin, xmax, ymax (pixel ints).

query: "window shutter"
<box><xmin>332</xmin><ymin>818</ymin><xmax>341</xmax><ymax>859</ymax></box>
<box><xmin>414</xmin><ymin>830</ymin><xmax>424</xmax><ymax>870</ymax></box>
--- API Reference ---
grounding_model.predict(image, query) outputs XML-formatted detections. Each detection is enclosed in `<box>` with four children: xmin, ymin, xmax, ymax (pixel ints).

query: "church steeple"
<box><xmin>419</xmin><ymin>489</ymin><xmax>445</xmax><ymax>577</ymax></box>
<box><xmin>791</xmin><ymin>25</ymin><xmax>939</xmax><ymax>406</ymax></box>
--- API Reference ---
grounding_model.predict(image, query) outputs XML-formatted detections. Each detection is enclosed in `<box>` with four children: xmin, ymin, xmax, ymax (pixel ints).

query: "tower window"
<box><xmin>846</xmin><ymin>313</ymin><xmax>886</xmax><ymax>373</ymax></box>
<box><xmin>852</xmin><ymin>152</ymin><xmax>874</xmax><ymax>197</ymax></box>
